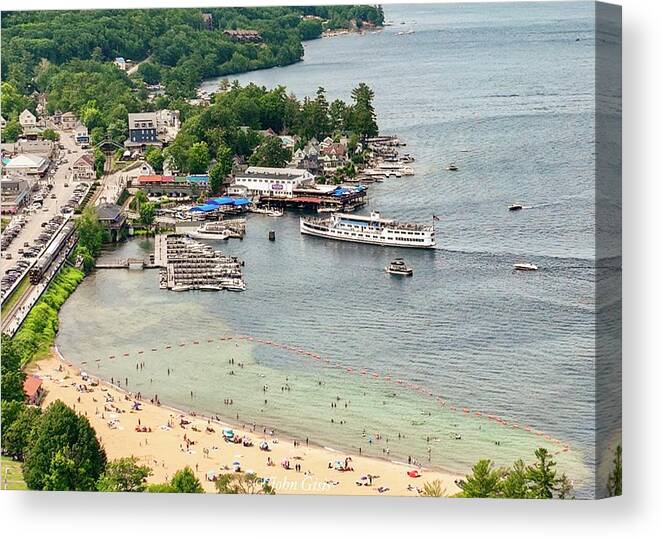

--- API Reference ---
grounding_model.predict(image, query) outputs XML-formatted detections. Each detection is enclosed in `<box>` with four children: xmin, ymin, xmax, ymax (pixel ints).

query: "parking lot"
<box><xmin>1</xmin><ymin>130</ymin><xmax>89</xmax><ymax>302</ymax></box>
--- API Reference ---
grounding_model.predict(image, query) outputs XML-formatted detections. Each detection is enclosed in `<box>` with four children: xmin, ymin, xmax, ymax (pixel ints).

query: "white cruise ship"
<box><xmin>300</xmin><ymin>211</ymin><xmax>436</xmax><ymax>248</ymax></box>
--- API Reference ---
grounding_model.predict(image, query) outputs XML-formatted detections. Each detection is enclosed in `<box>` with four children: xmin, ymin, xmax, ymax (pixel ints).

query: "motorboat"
<box><xmin>513</xmin><ymin>263</ymin><xmax>538</xmax><ymax>271</ymax></box>
<box><xmin>267</xmin><ymin>209</ymin><xmax>284</xmax><ymax>217</ymax></box>
<box><xmin>386</xmin><ymin>258</ymin><xmax>413</xmax><ymax>276</ymax></box>
<box><xmin>508</xmin><ymin>204</ymin><xmax>524</xmax><ymax>211</ymax></box>
<box><xmin>221</xmin><ymin>278</ymin><xmax>246</xmax><ymax>291</ymax></box>
<box><xmin>447</xmin><ymin>163</ymin><xmax>458</xmax><ymax>171</ymax></box>
<box><xmin>187</xmin><ymin>223</ymin><xmax>231</xmax><ymax>240</ymax></box>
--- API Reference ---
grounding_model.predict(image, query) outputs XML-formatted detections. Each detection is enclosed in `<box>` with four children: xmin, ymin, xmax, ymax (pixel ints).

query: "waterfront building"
<box><xmin>97</xmin><ymin>202</ymin><xmax>127</xmax><ymax>242</ymax></box>
<box><xmin>72</xmin><ymin>154</ymin><xmax>95</xmax><ymax>181</ymax></box>
<box><xmin>319</xmin><ymin>142</ymin><xmax>348</xmax><ymax>173</ymax></box>
<box><xmin>290</xmin><ymin>143</ymin><xmax>320</xmax><ymax>174</ymax></box>
<box><xmin>232</xmin><ymin>166</ymin><xmax>315</xmax><ymax>198</ymax></box>
<box><xmin>135</xmin><ymin>174</ymin><xmax>204</xmax><ymax>198</ymax></box>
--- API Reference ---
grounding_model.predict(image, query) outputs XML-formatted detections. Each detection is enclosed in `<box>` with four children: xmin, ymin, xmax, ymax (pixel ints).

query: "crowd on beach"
<box><xmin>32</xmin><ymin>354</ymin><xmax>461</xmax><ymax>495</ymax></box>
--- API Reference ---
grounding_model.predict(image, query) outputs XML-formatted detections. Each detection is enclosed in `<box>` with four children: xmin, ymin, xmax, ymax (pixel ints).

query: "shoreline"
<box><xmin>33</xmin><ymin>349</ymin><xmax>462</xmax><ymax>496</ymax></box>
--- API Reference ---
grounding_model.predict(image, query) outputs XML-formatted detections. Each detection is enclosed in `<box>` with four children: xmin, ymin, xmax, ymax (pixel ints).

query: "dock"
<box><xmin>154</xmin><ymin>234</ymin><xmax>245</xmax><ymax>292</ymax></box>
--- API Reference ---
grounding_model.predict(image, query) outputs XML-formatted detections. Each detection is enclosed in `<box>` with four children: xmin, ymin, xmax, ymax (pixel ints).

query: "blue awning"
<box><xmin>190</xmin><ymin>204</ymin><xmax>218</xmax><ymax>212</ymax></box>
<box><xmin>207</xmin><ymin>196</ymin><xmax>235</xmax><ymax>206</ymax></box>
<box><xmin>232</xmin><ymin>198</ymin><xmax>251</xmax><ymax>206</ymax></box>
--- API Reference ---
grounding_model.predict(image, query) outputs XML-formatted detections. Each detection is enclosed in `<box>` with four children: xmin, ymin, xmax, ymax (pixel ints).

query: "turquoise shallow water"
<box><xmin>56</xmin><ymin>2</ymin><xmax>614</xmax><ymax>496</ymax></box>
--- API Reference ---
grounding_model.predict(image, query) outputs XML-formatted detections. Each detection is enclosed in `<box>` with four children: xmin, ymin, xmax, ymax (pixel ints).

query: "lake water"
<box><xmin>57</xmin><ymin>2</ymin><xmax>608</xmax><ymax>496</ymax></box>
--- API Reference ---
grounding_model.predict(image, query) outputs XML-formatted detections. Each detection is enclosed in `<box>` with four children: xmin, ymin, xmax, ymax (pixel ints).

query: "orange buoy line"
<box><xmin>96</xmin><ymin>332</ymin><xmax>572</xmax><ymax>452</ymax></box>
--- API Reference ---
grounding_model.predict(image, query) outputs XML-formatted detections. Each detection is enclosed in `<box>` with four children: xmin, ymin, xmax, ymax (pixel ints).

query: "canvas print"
<box><xmin>0</xmin><ymin>2</ymin><xmax>621</xmax><ymax>499</ymax></box>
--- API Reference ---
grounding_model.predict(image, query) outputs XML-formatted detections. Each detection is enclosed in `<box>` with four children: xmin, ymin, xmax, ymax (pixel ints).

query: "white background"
<box><xmin>1</xmin><ymin>0</ymin><xmax>658</xmax><ymax>537</ymax></box>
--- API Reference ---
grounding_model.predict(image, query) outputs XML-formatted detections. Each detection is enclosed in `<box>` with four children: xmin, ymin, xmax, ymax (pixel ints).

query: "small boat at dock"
<box><xmin>513</xmin><ymin>263</ymin><xmax>538</xmax><ymax>271</ymax></box>
<box><xmin>187</xmin><ymin>222</ymin><xmax>231</xmax><ymax>240</ymax></box>
<box><xmin>386</xmin><ymin>258</ymin><xmax>413</xmax><ymax>276</ymax></box>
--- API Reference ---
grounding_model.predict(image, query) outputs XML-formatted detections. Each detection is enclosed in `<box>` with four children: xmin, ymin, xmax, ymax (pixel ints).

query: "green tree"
<box><xmin>457</xmin><ymin>459</ymin><xmax>503</xmax><ymax>498</ymax></box>
<box><xmin>137</xmin><ymin>62</ymin><xmax>162</xmax><ymax>85</ymax></box>
<box><xmin>140</xmin><ymin>202</ymin><xmax>156</xmax><ymax>228</ymax></box>
<box><xmin>215</xmin><ymin>472</ymin><xmax>275</xmax><ymax>495</ymax></box>
<box><xmin>3</xmin><ymin>404</ymin><xmax>42</xmax><ymax>460</ymax></box>
<box><xmin>187</xmin><ymin>141</ymin><xmax>211</xmax><ymax>174</ymax></box>
<box><xmin>146</xmin><ymin>482</ymin><xmax>175</xmax><ymax>493</ymax></box>
<box><xmin>1</xmin><ymin>400</ymin><xmax>25</xmax><ymax>438</ymax></box>
<box><xmin>41</xmin><ymin>128</ymin><xmax>60</xmax><ymax>141</ymax></box>
<box><xmin>526</xmin><ymin>447</ymin><xmax>558</xmax><ymax>499</ymax></box>
<box><xmin>500</xmin><ymin>459</ymin><xmax>530</xmax><ymax>498</ymax></box>
<box><xmin>170</xmin><ymin>466</ymin><xmax>204</xmax><ymax>493</ymax></box>
<box><xmin>1</xmin><ymin>119</ymin><xmax>22</xmax><ymax>143</ymax></box>
<box><xmin>43</xmin><ymin>448</ymin><xmax>80</xmax><ymax>491</ymax></box>
<box><xmin>132</xmin><ymin>189</ymin><xmax>148</xmax><ymax>212</ymax></box>
<box><xmin>97</xmin><ymin>457</ymin><xmax>152</xmax><ymax>492</ymax></box>
<box><xmin>74</xmin><ymin>245</ymin><xmax>95</xmax><ymax>274</ymax></box>
<box><xmin>419</xmin><ymin>479</ymin><xmax>447</xmax><ymax>497</ymax></box>
<box><xmin>1</xmin><ymin>335</ymin><xmax>25</xmax><ymax>402</ymax></box>
<box><xmin>93</xmin><ymin>148</ymin><xmax>106</xmax><ymax>178</ymax></box>
<box><xmin>347</xmin><ymin>82</ymin><xmax>378</xmax><ymax>140</ymax></box>
<box><xmin>249</xmin><ymin>136</ymin><xmax>291</xmax><ymax>167</ymax></box>
<box><xmin>208</xmin><ymin>144</ymin><xmax>233</xmax><ymax>194</ymax></box>
<box><xmin>23</xmin><ymin>400</ymin><xmax>107</xmax><ymax>491</ymax></box>
<box><xmin>76</xmin><ymin>207</ymin><xmax>105</xmax><ymax>257</ymax></box>
<box><xmin>145</xmin><ymin>146</ymin><xmax>165</xmax><ymax>173</ymax></box>
<box><xmin>607</xmin><ymin>445</ymin><xmax>622</xmax><ymax>497</ymax></box>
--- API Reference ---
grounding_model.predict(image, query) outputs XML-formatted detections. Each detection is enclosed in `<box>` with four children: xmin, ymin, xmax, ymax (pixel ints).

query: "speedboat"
<box><xmin>508</xmin><ymin>203</ymin><xmax>524</xmax><ymax>211</ymax></box>
<box><xmin>187</xmin><ymin>223</ymin><xmax>231</xmax><ymax>240</ymax></box>
<box><xmin>171</xmin><ymin>284</ymin><xmax>191</xmax><ymax>292</ymax></box>
<box><xmin>513</xmin><ymin>263</ymin><xmax>538</xmax><ymax>271</ymax></box>
<box><xmin>267</xmin><ymin>209</ymin><xmax>283</xmax><ymax>217</ymax></box>
<box><xmin>221</xmin><ymin>278</ymin><xmax>246</xmax><ymax>291</ymax></box>
<box><xmin>386</xmin><ymin>258</ymin><xmax>413</xmax><ymax>276</ymax></box>
<box><xmin>447</xmin><ymin>163</ymin><xmax>458</xmax><ymax>171</ymax></box>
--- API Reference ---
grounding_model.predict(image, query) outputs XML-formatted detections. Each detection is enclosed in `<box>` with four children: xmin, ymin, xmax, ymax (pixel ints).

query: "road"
<box><xmin>1</xmin><ymin>130</ymin><xmax>81</xmax><ymax>273</ymax></box>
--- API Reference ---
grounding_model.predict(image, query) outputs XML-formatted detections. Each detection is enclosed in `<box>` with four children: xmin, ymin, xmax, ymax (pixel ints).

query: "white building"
<box><xmin>19</xmin><ymin>109</ymin><xmax>37</xmax><ymax>130</ymax></box>
<box><xmin>232</xmin><ymin>166</ymin><xmax>314</xmax><ymax>198</ymax></box>
<box><xmin>114</xmin><ymin>57</ymin><xmax>127</xmax><ymax>70</ymax></box>
<box><xmin>61</xmin><ymin>112</ymin><xmax>78</xmax><ymax>131</ymax></box>
<box><xmin>3</xmin><ymin>154</ymin><xmax>49</xmax><ymax>176</ymax></box>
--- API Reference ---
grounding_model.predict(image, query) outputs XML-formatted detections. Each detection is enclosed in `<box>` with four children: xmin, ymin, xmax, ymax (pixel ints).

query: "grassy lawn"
<box><xmin>1</xmin><ymin>456</ymin><xmax>27</xmax><ymax>490</ymax></box>
<box><xmin>0</xmin><ymin>274</ymin><xmax>30</xmax><ymax>319</ymax></box>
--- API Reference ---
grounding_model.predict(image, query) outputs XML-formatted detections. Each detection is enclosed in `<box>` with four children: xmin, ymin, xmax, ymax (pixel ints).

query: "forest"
<box><xmin>1</xmin><ymin>6</ymin><xmax>384</xmax><ymax>99</ymax></box>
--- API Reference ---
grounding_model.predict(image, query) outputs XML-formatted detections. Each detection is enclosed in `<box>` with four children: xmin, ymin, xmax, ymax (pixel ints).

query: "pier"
<box><xmin>154</xmin><ymin>234</ymin><xmax>245</xmax><ymax>292</ymax></box>
<box><xmin>94</xmin><ymin>257</ymin><xmax>156</xmax><ymax>270</ymax></box>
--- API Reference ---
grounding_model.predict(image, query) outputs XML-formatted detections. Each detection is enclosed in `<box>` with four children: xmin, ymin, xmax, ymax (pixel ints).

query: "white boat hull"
<box><xmin>300</xmin><ymin>220</ymin><xmax>435</xmax><ymax>249</ymax></box>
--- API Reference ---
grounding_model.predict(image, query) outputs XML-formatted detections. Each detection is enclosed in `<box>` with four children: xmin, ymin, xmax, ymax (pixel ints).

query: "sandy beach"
<box><xmin>29</xmin><ymin>353</ymin><xmax>461</xmax><ymax>496</ymax></box>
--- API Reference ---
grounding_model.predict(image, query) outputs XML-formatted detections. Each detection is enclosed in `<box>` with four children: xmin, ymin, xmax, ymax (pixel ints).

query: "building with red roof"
<box><xmin>23</xmin><ymin>374</ymin><xmax>44</xmax><ymax>405</ymax></box>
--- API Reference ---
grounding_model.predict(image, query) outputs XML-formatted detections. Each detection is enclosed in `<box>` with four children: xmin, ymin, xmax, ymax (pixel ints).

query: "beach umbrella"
<box><xmin>232</xmin><ymin>461</ymin><xmax>241</xmax><ymax>466</ymax></box>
